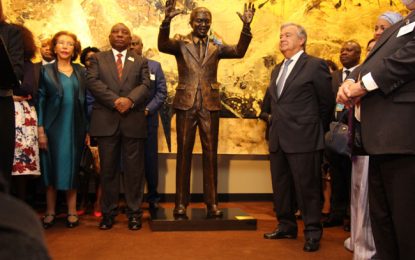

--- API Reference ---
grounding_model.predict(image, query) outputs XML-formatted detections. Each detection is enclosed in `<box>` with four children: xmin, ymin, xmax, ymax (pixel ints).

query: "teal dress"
<box><xmin>38</xmin><ymin>64</ymin><xmax>87</xmax><ymax>190</ymax></box>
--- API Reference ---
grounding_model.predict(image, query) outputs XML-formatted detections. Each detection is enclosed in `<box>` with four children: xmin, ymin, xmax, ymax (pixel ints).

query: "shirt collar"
<box><xmin>42</xmin><ymin>59</ymin><xmax>55</xmax><ymax>65</ymax></box>
<box><xmin>285</xmin><ymin>50</ymin><xmax>304</xmax><ymax>64</ymax></box>
<box><xmin>192</xmin><ymin>34</ymin><xmax>208</xmax><ymax>45</ymax></box>
<box><xmin>343</xmin><ymin>64</ymin><xmax>359</xmax><ymax>73</ymax></box>
<box><xmin>112</xmin><ymin>48</ymin><xmax>127</xmax><ymax>57</ymax></box>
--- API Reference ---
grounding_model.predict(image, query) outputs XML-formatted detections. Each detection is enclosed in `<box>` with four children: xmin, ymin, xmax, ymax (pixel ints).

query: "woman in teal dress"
<box><xmin>37</xmin><ymin>31</ymin><xmax>87</xmax><ymax>228</ymax></box>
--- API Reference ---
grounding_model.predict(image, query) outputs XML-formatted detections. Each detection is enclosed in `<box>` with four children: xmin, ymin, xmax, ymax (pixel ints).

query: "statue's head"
<box><xmin>189</xmin><ymin>7</ymin><xmax>212</xmax><ymax>38</ymax></box>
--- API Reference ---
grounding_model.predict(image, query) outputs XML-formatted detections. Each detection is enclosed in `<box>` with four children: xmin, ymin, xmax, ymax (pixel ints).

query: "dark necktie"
<box><xmin>116</xmin><ymin>53</ymin><xmax>123</xmax><ymax>80</ymax></box>
<box><xmin>276</xmin><ymin>59</ymin><xmax>293</xmax><ymax>97</ymax></box>
<box><xmin>198</xmin><ymin>41</ymin><xmax>205</xmax><ymax>60</ymax></box>
<box><xmin>344</xmin><ymin>69</ymin><xmax>351</xmax><ymax>80</ymax></box>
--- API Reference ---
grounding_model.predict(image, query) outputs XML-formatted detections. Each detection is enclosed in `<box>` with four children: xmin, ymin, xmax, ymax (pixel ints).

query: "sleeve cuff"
<box><xmin>361</xmin><ymin>72</ymin><xmax>379</xmax><ymax>92</ymax></box>
<box><xmin>127</xmin><ymin>97</ymin><xmax>135</xmax><ymax>108</ymax></box>
<box><xmin>242</xmin><ymin>24</ymin><xmax>252</xmax><ymax>36</ymax></box>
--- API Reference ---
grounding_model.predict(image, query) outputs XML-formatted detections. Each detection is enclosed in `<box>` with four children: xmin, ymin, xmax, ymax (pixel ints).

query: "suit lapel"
<box><xmin>72</xmin><ymin>64</ymin><xmax>84</xmax><ymax>100</ymax></box>
<box><xmin>202</xmin><ymin>40</ymin><xmax>215</xmax><ymax>66</ymax></box>
<box><xmin>46</xmin><ymin>62</ymin><xmax>63</xmax><ymax>96</ymax></box>
<box><xmin>279</xmin><ymin>53</ymin><xmax>307</xmax><ymax>98</ymax></box>
<box><xmin>121</xmin><ymin>50</ymin><xmax>134</xmax><ymax>84</ymax></box>
<box><xmin>183</xmin><ymin>34</ymin><xmax>200</xmax><ymax>63</ymax></box>
<box><xmin>269</xmin><ymin>63</ymin><xmax>282</xmax><ymax>103</ymax></box>
<box><xmin>104</xmin><ymin>51</ymin><xmax>120</xmax><ymax>84</ymax></box>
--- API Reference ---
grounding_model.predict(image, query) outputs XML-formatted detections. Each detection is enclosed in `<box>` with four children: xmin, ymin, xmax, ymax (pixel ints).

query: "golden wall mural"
<box><xmin>3</xmin><ymin>0</ymin><xmax>406</xmax><ymax>154</ymax></box>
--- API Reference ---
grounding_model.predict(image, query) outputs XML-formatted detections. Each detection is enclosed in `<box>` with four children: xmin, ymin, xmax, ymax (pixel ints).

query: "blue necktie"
<box><xmin>276</xmin><ymin>59</ymin><xmax>293</xmax><ymax>97</ymax></box>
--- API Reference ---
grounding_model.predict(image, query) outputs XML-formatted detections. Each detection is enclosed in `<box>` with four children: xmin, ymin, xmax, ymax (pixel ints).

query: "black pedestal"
<box><xmin>149</xmin><ymin>208</ymin><xmax>257</xmax><ymax>231</ymax></box>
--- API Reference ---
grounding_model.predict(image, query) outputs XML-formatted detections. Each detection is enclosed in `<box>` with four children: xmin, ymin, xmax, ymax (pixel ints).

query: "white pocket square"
<box><xmin>128</xmin><ymin>56</ymin><xmax>135</xmax><ymax>62</ymax></box>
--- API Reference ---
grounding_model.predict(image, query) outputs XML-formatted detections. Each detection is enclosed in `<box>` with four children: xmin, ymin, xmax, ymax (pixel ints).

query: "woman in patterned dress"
<box><xmin>11</xmin><ymin>24</ymin><xmax>40</xmax><ymax>202</ymax></box>
<box><xmin>37</xmin><ymin>31</ymin><xmax>87</xmax><ymax>229</ymax></box>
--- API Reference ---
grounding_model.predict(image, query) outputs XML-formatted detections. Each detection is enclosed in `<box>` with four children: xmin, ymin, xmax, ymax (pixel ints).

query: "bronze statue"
<box><xmin>158</xmin><ymin>1</ymin><xmax>255</xmax><ymax>217</ymax></box>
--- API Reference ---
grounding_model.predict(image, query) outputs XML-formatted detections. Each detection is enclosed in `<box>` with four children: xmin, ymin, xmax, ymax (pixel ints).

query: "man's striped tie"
<box><xmin>116</xmin><ymin>53</ymin><xmax>123</xmax><ymax>80</ymax></box>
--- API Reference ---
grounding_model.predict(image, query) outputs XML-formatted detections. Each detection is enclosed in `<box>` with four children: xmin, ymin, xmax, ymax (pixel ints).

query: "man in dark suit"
<box><xmin>337</xmin><ymin>2</ymin><xmax>415</xmax><ymax>258</ymax></box>
<box><xmin>0</xmin><ymin>3</ymin><xmax>23</xmax><ymax>186</ymax></box>
<box><xmin>262</xmin><ymin>23</ymin><xmax>334</xmax><ymax>252</ymax></box>
<box><xmin>86</xmin><ymin>23</ymin><xmax>150</xmax><ymax>231</ymax></box>
<box><xmin>130</xmin><ymin>34</ymin><xmax>167</xmax><ymax>209</ymax></box>
<box><xmin>323</xmin><ymin>40</ymin><xmax>361</xmax><ymax>231</ymax></box>
<box><xmin>158</xmin><ymin>1</ymin><xmax>255</xmax><ymax>217</ymax></box>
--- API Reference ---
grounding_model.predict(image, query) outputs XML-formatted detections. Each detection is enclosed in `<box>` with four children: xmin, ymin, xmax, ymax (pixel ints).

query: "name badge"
<box><xmin>397</xmin><ymin>21</ymin><xmax>415</xmax><ymax>37</ymax></box>
<box><xmin>150</xmin><ymin>73</ymin><xmax>155</xmax><ymax>80</ymax></box>
<box><xmin>127</xmin><ymin>56</ymin><xmax>135</xmax><ymax>62</ymax></box>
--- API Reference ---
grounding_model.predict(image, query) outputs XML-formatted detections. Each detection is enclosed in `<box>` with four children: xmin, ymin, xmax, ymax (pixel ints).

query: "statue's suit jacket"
<box><xmin>158</xmin><ymin>25</ymin><xmax>252</xmax><ymax>111</ymax></box>
<box><xmin>86</xmin><ymin>50</ymin><xmax>150</xmax><ymax>138</ymax></box>
<box><xmin>355</xmin><ymin>11</ymin><xmax>415</xmax><ymax>155</ymax></box>
<box><xmin>267</xmin><ymin>53</ymin><xmax>334</xmax><ymax>154</ymax></box>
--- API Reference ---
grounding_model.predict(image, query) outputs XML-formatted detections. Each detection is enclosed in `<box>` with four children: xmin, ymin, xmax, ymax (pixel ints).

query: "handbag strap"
<box><xmin>335</xmin><ymin>109</ymin><xmax>349</xmax><ymax>123</ymax></box>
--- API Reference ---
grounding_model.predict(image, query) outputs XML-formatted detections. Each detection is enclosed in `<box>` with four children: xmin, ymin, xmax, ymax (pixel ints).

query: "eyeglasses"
<box><xmin>57</xmin><ymin>41</ymin><xmax>75</xmax><ymax>47</ymax></box>
<box><xmin>130</xmin><ymin>42</ymin><xmax>142</xmax><ymax>46</ymax></box>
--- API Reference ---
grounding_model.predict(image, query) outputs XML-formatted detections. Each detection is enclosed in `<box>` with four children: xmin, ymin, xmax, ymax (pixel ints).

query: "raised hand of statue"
<box><xmin>164</xmin><ymin>0</ymin><xmax>183</xmax><ymax>22</ymax></box>
<box><xmin>237</xmin><ymin>3</ymin><xmax>256</xmax><ymax>25</ymax></box>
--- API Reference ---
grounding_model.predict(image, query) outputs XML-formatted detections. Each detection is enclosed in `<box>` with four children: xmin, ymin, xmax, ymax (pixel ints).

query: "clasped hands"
<box><xmin>114</xmin><ymin>97</ymin><xmax>133</xmax><ymax>114</ymax></box>
<box><xmin>336</xmin><ymin>80</ymin><xmax>367</xmax><ymax>109</ymax></box>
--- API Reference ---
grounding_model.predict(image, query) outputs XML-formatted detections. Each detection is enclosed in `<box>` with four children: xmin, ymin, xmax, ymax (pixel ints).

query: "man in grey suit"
<box><xmin>337</xmin><ymin>1</ymin><xmax>415</xmax><ymax>258</ymax></box>
<box><xmin>262</xmin><ymin>23</ymin><xmax>334</xmax><ymax>252</ymax></box>
<box><xmin>86</xmin><ymin>23</ymin><xmax>150</xmax><ymax>231</ymax></box>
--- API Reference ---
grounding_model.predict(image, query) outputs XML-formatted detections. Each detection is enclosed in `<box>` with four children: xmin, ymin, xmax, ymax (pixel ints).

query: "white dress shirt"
<box><xmin>112</xmin><ymin>49</ymin><xmax>127</xmax><ymax>66</ymax></box>
<box><xmin>275</xmin><ymin>50</ymin><xmax>304</xmax><ymax>91</ymax></box>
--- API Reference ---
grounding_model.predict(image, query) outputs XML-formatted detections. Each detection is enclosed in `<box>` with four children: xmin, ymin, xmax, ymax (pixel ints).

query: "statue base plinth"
<box><xmin>149</xmin><ymin>208</ymin><xmax>257</xmax><ymax>231</ymax></box>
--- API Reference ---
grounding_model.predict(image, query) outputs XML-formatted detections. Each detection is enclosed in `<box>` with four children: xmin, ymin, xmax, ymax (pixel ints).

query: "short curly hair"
<box><xmin>50</xmin><ymin>31</ymin><xmax>81</xmax><ymax>62</ymax></box>
<box><xmin>80</xmin><ymin>46</ymin><xmax>100</xmax><ymax>66</ymax></box>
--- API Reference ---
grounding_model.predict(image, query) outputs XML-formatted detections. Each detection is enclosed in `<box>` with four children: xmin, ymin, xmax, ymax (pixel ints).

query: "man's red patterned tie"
<box><xmin>116</xmin><ymin>53</ymin><xmax>123</xmax><ymax>80</ymax></box>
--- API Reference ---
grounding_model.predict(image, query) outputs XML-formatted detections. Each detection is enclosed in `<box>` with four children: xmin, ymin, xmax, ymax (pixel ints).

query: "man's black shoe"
<box><xmin>303</xmin><ymin>238</ymin><xmax>320</xmax><ymax>252</ymax></box>
<box><xmin>263</xmin><ymin>229</ymin><xmax>297</xmax><ymax>239</ymax></box>
<box><xmin>128</xmin><ymin>216</ymin><xmax>142</xmax><ymax>231</ymax></box>
<box><xmin>99</xmin><ymin>216</ymin><xmax>114</xmax><ymax>230</ymax></box>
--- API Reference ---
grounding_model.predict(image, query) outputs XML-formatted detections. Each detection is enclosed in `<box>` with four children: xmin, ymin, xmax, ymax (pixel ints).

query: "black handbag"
<box><xmin>79</xmin><ymin>145</ymin><xmax>95</xmax><ymax>177</ymax></box>
<box><xmin>324</xmin><ymin>111</ymin><xmax>351</xmax><ymax>157</ymax></box>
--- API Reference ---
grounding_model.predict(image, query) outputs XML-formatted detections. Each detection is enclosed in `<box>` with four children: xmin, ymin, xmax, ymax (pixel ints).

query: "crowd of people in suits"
<box><xmin>1</xmin><ymin>0</ymin><xmax>415</xmax><ymax>259</ymax></box>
